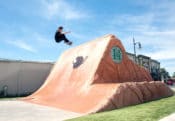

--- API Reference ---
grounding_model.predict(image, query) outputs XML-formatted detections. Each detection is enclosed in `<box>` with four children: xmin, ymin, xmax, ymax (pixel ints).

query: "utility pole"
<box><xmin>133</xmin><ymin>37</ymin><xmax>141</xmax><ymax>63</ymax></box>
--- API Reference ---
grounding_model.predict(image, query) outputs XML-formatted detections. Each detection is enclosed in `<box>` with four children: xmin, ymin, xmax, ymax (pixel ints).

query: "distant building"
<box><xmin>126</xmin><ymin>52</ymin><xmax>135</xmax><ymax>62</ymax></box>
<box><xmin>126</xmin><ymin>52</ymin><xmax>161</xmax><ymax>81</ymax></box>
<box><xmin>137</xmin><ymin>55</ymin><xmax>151</xmax><ymax>71</ymax></box>
<box><xmin>150</xmin><ymin>59</ymin><xmax>161</xmax><ymax>81</ymax></box>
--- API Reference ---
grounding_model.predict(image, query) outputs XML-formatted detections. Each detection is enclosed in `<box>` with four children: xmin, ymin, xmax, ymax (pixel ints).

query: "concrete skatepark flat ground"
<box><xmin>1</xmin><ymin>92</ymin><xmax>174</xmax><ymax>121</ymax></box>
<box><xmin>0</xmin><ymin>100</ymin><xmax>81</xmax><ymax>121</ymax></box>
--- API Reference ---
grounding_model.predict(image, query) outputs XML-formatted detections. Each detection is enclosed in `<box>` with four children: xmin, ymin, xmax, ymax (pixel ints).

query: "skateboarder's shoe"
<box><xmin>66</xmin><ymin>41</ymin><xmax>72</xmax><ymax>45</ymax></box>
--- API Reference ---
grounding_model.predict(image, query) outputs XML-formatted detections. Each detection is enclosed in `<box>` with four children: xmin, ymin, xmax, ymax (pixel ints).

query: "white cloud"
<box><xmin>33</xmin><ymin>32</ymin><xmax>52</xmax><ymax>47</ymax></box>
<box><xmin>122</xmin><ymin>31</ymin><xmax>175</xmax><ymax>59</ymax></box>
<box><xmin>142</xmin><ymin>31</ymin><xmax>175</xmax><ymax>37</ymax></box>
<box><xmin>146</xmin><ymin>49</ymin><xmax>175</xmax><ymax>60</ymax></box>
<box><xmin>41</xmin><ymin>0</ymin><xmax>88</xmax><ymax>20</ymax></box>
<box><xmin>7</xmin><ymin>40</ymin><xmax>37</xmax><ymax>53</ymax></box>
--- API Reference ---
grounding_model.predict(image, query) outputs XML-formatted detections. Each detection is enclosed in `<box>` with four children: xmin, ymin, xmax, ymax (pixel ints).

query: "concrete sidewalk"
<box><xmin>0</xmin><ymin>100</ymin><xmax>81</xmax><ymax>121</ymax></box>
<box><xmin>169</xmin><ymin>85</ymin><xmax>175</xmax><ymax>91</ymax></box>
<box><xmin>159</xmin><ymin>85</ymin><xmax>175</xmax><ymax>121</ymax></box>
<box><xmin>159</xmin><ymin>113</ymin><xmax>175</xmax><ymax>121</ymax></box>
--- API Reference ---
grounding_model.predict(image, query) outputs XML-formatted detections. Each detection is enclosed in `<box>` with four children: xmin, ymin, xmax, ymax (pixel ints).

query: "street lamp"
<box><xmin>133</xmin><ymin>37</ymin><xmax>141</xmax><ymax>63</ymax></box>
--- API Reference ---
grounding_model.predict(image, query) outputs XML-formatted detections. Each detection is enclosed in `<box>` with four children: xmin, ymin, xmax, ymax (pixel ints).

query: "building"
<box><xmin>137</xmin><ymin>55</ymin><xmax>151</xmax><ymax>71</ymax></box>
<box><xmin>126</xmin><ymin>53</ymin><xmax>161</xmax><ymax>81</ymax></box>
<box><xmin>150</xmin><ymin>59</ymin><xmax>161</xmax><ymax>81</ymax></box>
<box><xmin>126</xmin><ymin>52</ymin><xmax>136</xmax><ymax>62</ymax></box>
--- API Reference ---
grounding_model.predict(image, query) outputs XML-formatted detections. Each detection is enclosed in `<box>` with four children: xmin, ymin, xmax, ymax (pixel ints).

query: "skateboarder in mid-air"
<box><xmin>55</xmin><ymin>26</ymin><xmax>72</xmax><ymax>45</ymax></box>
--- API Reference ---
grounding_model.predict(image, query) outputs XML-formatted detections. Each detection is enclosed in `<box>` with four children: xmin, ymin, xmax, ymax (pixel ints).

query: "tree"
<box><xmin>160</xmin><ymin>68</ymin><xmax>170</xmax><ymax>82</ymax></box>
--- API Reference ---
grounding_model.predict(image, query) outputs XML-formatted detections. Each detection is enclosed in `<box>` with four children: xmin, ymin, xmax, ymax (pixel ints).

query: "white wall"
<box><xmin>0</xmin><ymin>60</ymin><xmax>53</xmax><ymax>97</ymax></box>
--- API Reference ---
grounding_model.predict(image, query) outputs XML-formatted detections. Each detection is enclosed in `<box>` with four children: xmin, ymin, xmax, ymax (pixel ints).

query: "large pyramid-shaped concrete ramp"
<box><xmin>24</xmin><ymin>35</ymin><xmax>173</xmax><ymax>113</ymax></box>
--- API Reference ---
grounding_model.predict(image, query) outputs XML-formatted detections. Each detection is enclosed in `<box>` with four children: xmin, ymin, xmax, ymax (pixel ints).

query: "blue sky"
<box><xmin>0</xmin><ymin>0</ymin><xmax>175</xmax><ymax>75</ymax></box>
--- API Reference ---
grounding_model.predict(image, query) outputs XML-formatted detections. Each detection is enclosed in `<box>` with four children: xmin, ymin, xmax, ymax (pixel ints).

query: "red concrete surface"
<box><xmin>24</xmin><ymin>34</ymin><xmax>173</xmax><ymax>114</ymax></box>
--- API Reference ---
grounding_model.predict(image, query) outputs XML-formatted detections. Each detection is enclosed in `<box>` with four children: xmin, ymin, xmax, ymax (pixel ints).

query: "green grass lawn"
<box><xmin>68</xmin><ymin>95</ymin><xmax>175</xmax><ymax>121</ymax></box>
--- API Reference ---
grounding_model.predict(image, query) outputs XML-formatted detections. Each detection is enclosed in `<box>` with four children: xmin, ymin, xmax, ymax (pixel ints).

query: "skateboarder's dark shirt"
<box><xmin>55</xmin><ymin>31</ymin><xmax>69</xmax><ymax>43</ymax></box>
<box><xmin>55</xmin><ymin>31</ymin><xmax>62</xmax><ymax>39</ymax></box>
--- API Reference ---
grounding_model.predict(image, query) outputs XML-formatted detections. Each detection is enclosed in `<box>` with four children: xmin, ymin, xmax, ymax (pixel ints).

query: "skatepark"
<box><xmin>0</xmin><ymin>35</ymin><xmax>174</xmax><ymax>121</ymax></box>
<box><xmin>23</xmin><ymin>34</ymin><xmax>173</xmax><ymax>113</ymax></box>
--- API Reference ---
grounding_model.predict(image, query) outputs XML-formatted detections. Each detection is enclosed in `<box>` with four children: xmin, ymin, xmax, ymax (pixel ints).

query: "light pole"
<box><xmin>133</xmin><ymin>37</ymin><xmax>141</xmax><ymax>63</ymax></box>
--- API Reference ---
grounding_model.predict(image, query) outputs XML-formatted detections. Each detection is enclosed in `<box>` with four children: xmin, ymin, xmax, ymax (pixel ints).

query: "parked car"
<box><xmin>165</xmin><ymin>79</ymin><xmax>174</xmax><ymax>85</ymax></box>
